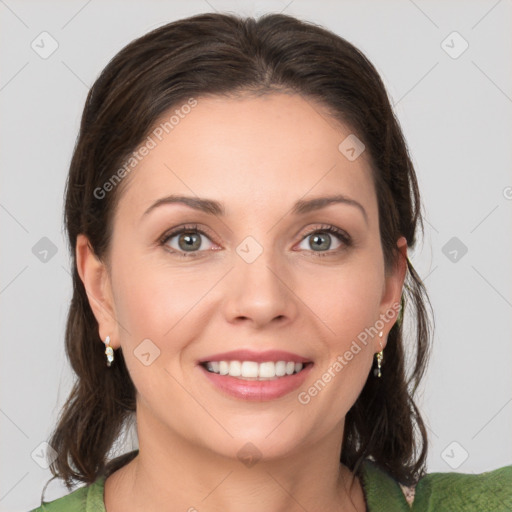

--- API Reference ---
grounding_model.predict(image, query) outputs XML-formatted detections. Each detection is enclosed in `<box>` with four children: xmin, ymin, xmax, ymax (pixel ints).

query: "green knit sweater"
<box><xmin>29</xmin><ymin>459</ymin><xmax>512</xmax><ymax>511</ymax></box>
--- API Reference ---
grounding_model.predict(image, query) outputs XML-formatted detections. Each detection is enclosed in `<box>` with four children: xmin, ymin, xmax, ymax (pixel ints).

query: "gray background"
<box><xmin>1</xmin><ymin>0</ymin><xmax>511</xmax><ymax>510</ymax></box>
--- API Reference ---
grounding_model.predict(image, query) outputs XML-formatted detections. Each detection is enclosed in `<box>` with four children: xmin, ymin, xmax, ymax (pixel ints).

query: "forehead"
<box><xmin>114</xmin><ymin>92</ymin><xmax>377</xmax><ymax>222</ymax></box>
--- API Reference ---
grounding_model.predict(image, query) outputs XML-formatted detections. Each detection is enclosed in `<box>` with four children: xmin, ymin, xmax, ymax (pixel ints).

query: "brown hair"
<box><xmin>46</xmin><ymin>11</ymin><xmax>432</xmax><ymax>495</ymax></box>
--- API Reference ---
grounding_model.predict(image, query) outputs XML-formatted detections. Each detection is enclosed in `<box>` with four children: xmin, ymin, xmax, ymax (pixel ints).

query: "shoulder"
<box><xmin>360</xmin><ymin>459</ymin><xmax>512</xmax><ymax>511</ymax></box>
<box><xmin>28</xmin><ymin>476</ymin><xmax>106</xmax><ymax>512</ymax></box>
<box><xmin>413</xmin><ymin>464</ymin><xmax>512</xmax><ymax>511</ymax></box>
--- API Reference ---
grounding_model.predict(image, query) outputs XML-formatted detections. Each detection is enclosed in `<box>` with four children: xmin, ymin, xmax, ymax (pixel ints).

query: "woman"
<box><xmin>30</xmin><ymin>12</ymin><xmax>511</xmax><ymax>512</ymax></box>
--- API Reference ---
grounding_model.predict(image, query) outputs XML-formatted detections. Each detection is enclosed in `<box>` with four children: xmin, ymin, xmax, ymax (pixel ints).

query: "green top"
<box><xmin>29</xmin><ymin>459</ymin><xmax>512</xmax><ymax>511</ymax></box>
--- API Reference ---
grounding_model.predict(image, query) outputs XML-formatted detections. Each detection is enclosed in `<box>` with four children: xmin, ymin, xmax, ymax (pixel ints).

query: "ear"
<box><xmin>378</xmin><ymin>236</ymin><xmax>408</xmax><ymax>349</ymax></box>
<box><xmin>75</xmin><ymin>234</ymin><xmax>120</xmax><ymax>349</ymax></box>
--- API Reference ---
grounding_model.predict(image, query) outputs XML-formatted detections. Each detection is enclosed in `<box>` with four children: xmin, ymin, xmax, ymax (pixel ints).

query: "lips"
<box><xmin>198</xmin><ymin>362</ymin><xmax>313</xmax><ymax>401</ymax></box>
<box><xmin>198</xmin><ymin>349</ymin><xmax>312</xmax><ymax>364</ymax></box>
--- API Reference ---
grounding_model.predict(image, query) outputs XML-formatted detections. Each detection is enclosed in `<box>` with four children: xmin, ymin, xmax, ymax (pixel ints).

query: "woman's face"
<box><xmin>80</xmin><ymin>92</ymin><xmax>406</xmax><ymax>462</ymax></box>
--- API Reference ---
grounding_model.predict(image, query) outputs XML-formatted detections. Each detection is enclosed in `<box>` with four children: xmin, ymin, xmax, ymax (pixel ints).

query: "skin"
<box><xmin>77</xmin><ymin>92</ymin><xmax>407</xmax><ymax>512</ymax></box>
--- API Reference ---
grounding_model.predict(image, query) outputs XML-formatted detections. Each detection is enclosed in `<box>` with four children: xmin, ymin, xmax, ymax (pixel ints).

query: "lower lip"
<box><xmin>199</xmin><ymin>364</ymin><xmax>314</xmax><ymax>401</ymax></box>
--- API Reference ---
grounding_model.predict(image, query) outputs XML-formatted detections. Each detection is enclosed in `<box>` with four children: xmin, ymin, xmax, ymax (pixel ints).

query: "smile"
<box><xmin>202</xmin><ymin>360</ymin><xmax>307</xmax><ymax>380</ymax></box>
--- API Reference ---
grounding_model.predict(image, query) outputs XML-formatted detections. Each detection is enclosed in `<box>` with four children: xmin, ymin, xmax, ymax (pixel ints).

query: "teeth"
<box><xmin>259</xmin><ymin>362</ymin><xmax>275</xmax><ymax>378</ymax></box>
<box><xmin>219</xmin><ymin>361</ymin><xmax>229</xmax><ymax>375</ymax></box>
<box><xmin>204</xmin><ymin>360</ymin><xmax>305</xmax><ymax>379</ymax></box>
<box><xmin>241</xmin><ymin>361</ymin><xmax>259</xmax><ymax>378</ymax></box>
<box><xmin>208</xmin><ymin>361</ymin><xmax>220</xmax><ymax>373</ymax></box>
<box><xmin>228</xmin><ymin>360</ymin><xmax>241</xmax><ymax>377</ymax></box>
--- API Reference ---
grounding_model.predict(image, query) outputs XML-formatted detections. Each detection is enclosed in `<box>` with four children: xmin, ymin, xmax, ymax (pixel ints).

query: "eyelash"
<box><xmin>159</xmin><ymin>223</ymin><xmax>352</xmax><ymax>258</ymax></box>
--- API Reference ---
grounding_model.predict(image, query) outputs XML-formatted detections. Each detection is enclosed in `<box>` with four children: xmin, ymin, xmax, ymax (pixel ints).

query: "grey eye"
<box><xmin>298</xmin><ymin>232</ymin><xmax>342</xmax><ymax>252</ymax></box>
<box><xmin>165</xmin><ymin>231</ymin><xmax>214</xmax><ymax>253</ymax></box>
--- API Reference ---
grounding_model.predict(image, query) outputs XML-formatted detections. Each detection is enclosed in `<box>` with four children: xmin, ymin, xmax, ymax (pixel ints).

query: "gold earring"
<box><xmin>104</xmin><ymin>335</ymin><xmax>114</xmax><ymax>367</ymax></box>
<box><xmin>374</xmin><ymin>331</ymin><xmax>383</xmax><ymax>378</ymax></box>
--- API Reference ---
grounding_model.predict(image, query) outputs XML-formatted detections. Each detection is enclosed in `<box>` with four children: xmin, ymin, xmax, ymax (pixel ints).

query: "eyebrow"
<box><xmin>143</xmin><ymin>194</ymin><xmax>368</xmax><ymax>224</ymax></box>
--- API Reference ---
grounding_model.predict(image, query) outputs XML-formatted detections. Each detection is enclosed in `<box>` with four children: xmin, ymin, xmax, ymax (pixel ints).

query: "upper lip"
<box><xmin>198</xmin><ymin>349</ymin><xmax>312</xmax><ymax>364</ymax></box>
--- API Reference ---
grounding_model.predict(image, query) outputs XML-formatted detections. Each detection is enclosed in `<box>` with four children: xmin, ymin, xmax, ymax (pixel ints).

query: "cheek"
<box><xmin>296</xmin><ymin>255</ymin><xmax>383</xmax><ymax>402</ymax></box>
<box><xmin>296</xmin><ymin>269</ymin><xmax>380</xmax><ymax>428</ymax></box>
<box><xmin>111</xmin><ymin>253</ymin><xmax>224</xmax><ymax>370</ymax></box>
<box><xmin>302</xmin><ymin>256</ymin><xmax>384</xmax><ymax>341</ymax></box>
<box><xmin>110</xmin><ymin>264</ymin><xmax>204</xmax><ymax>405</ymax></box>
<box><xmin>113</xmin><ymin>265</ymin><xmax>201</xmax><ymax>338</ymax></box>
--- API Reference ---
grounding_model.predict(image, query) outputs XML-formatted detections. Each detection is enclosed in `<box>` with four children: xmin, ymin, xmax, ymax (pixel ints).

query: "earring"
<box><xmin>104</xmin><ymin>335</ymin><xmax>114</xmax><ymax>367</ymax></box>
<box><xmin>373</xmin><ymin>331</ymin><xmax>383</xmax><ymax>378</ymax></box>
<box><xmin>397</xmin><ymin>294</ymin><xmax>405</xmax><ymax>327</ymax></box>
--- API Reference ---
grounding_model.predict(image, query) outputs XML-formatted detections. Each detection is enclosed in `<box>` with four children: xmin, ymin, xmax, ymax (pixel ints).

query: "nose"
<box><xmin>222</xmin><ymin>249</ymin><xmax>299</xmax><ymax>329</ymax></box>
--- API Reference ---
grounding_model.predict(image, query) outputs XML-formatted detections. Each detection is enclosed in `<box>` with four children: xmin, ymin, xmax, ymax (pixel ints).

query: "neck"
<box><xmin>106</xmin><ymin>405</ymin><xmax>365</xmax><ymax>512</ymax></box>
